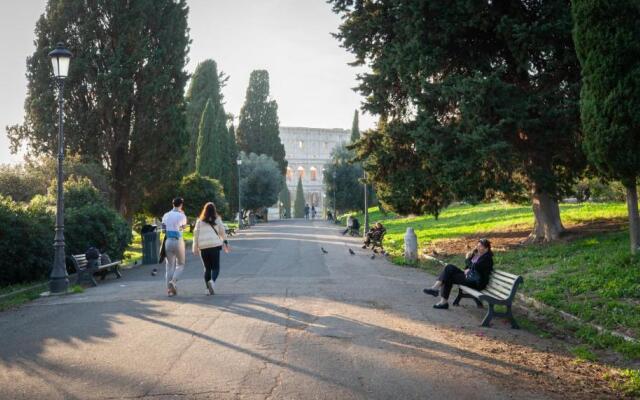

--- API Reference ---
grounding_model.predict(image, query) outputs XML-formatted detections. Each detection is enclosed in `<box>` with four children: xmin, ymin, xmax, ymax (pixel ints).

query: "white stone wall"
<box><xmin>278</xmin><ymin>126</ymin><xmax>350</xmax><ymax>217</ymax></box>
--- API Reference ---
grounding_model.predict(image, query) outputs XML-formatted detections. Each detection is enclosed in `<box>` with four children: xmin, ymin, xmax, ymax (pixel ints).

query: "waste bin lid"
<box><xmin>141</xmin><ymin>224</ymin><xmax>157</xmax><ymax>234</ymax></box>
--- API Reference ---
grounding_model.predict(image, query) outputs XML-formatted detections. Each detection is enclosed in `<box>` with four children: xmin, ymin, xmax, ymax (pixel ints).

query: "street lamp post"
<box><xmin>48</xmin><ymin>42</ymin><xmax>73</xmax><ymax>294</ymax></box>
<box><xmin>332</xmin><ymin>170</ymin><xmax>337</xmax><ymax>222</ymax></box>
<box><xmin>363</xmin><ymin>170</ymin><xmax>369</xmax><ymax>235</ymax></box>
<box><xmin>237</xmin><ymin>158</ymin><xmax>242</xmax><ymax>228</ymax></box>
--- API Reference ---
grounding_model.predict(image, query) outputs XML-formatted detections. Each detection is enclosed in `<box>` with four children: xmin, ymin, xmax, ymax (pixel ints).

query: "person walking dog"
<box><xmin>192</xmin><ymin>202</ymin><xmax>230</xmax><ymax>295</ymax></box>
<box><xmin>162</xmin><ymin>197</ymin><xmax>188</xmax><ymax>296</ymax></box>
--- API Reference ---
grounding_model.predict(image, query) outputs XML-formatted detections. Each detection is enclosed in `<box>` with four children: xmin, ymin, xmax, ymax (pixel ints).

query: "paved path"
<box><xmin>0</xmin><ymin>221</ymin><xmax>616</xmax><ymax>399</ymax></box>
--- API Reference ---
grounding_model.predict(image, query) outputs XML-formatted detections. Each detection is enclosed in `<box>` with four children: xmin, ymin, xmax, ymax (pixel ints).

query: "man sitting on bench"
<box><xmin>362</xmin><ymin>222</ymin><xmax>385</xmax><ymax>249</ymax></box>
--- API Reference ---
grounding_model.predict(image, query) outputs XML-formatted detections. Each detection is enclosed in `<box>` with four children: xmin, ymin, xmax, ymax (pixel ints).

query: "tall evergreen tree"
<box><xmin>279</xmin><ymin>183</ymin><xmax>291</xmax><ymax>219</ymax></box>
<box><xmin>331</xmin><ymin>0</ymin><xmax>583</xmax><ymax>241</ymax></box>
<box><xmin>195</xmin><ymin>99</ymin><xmax>223</xmax><ymax>178</ymax></box>
<box><xmin>226</xmin><ymin>122</ymin><xmax>239</xmax><ymax>213</ymax></box>
<box><xmin>293</xmin><ymin>176</ymin><xmax>306</xmax><ymax>218</ymax></box>
<box><xmin>350</xmin><ymin>110</ymin><xmax>360</xmax><ymax>143</ymax></box>
<box><xmin>185</xmin><ymin>60</ymin><xmax>228</xmax><ymax>172</ymax></box>
<box><xmin>573</xmin><ymin>0</ymin><xmax>640</xmax><ymax>254</ymax></box>
<box><xmin>7</xmin><ymin>0</ymin><xmax>190</xmax><ymax>219</ymax></box>
<box><xmin>236</xmin><ymin>70</ymin><xmax>287</xmax><ymax>173</ymax></box>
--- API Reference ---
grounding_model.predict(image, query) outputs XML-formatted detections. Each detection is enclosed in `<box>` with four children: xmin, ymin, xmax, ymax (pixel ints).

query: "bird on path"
<box><xmin>321</xmin><ymin>247</ymin><xmax>328</xmax><ymax>254</ymax></box>
<box><xmin>370</xmin><ymin>254</ymin><xmax>375</xmax><ymax>260</ymax></box>
<box><xmin>348</xmin><ymin>248</ymin><xmax>355</xmax><ymax>255</ymax></box>
<box><xmin>151</xmin><ymin>268</ymin><xmax>158</xmax><ymax>276</ymax></box>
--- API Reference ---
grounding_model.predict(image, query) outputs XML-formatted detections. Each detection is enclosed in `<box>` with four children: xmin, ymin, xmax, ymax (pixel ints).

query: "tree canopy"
<box><xmin>178</xmin><ymin>173</ymin><xmax>228</xmax><ymax>219</ymax></box>
<box><xmin>238</xmin><ymin>152</ymin><xmax>281</xmax><ymax>212</ymax></box>
<box><xmin>185</xmin><ymin>60</ymin><xmax>229</xmax><ymax>172</ymax></box>
<box><xmin>330</xmin><ymin>0</ymin><xmax>583</xmax><ymax>241</ymax></box>
<box><xmin>7</xmin><ymin>0</ymin><xmax>191</xmax><ymax>219</ymax></box>
<box><xmin>236</xmin><ymin>70</ymin><xmax>287</xmax><ymax>174</ymax></box>
<box><xmin>573</xmin><ymin>0</ymin><xmax>640</xmax><ymax>253</ymax></box>
<box><xmin>323</xmin><ymin>144</ymin><xmax>373</xmax><ymax>214</ymax></box>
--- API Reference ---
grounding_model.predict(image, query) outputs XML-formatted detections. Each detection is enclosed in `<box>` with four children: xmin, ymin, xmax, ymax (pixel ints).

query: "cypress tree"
<box><xmin>573</xmin><ymin>0</ymin><xmax>640</xmax><ymax>254</ymax></box>
<box><xmin>293</xmin><ymin>176</ymin><xmax>306</xmax><ymax>218</ymax></box>
<box><xmin>185</xmin><ymin>60</ymin><xmax>228</xmax><ymax>172</ymax></box>
<box><xmin>195</xmin><ymin>99</ymin><xmax>223</xmax><ymax>178</ymax></box>
<box><xmin>226</xmin><ymin>122</ymin><xmax>240</xmax><ymax>213</ymax></box>
<box><xmin>7</xmin><ymin>0</ymin><xmax>190</xmax><ymax>219</ymax></box>
<box><xmin>279</xmin><ymin>183</ymin><xmax>291</xmax><ymax>219</ymax></box>
<box><xmin>236</xmin><ymin>70</ymin><xmax>287</xmax><ymax>173</ymax></box>
<box><xmin>350</xmin><ymin>110</ymin><xmax>360</xmax><ymax>143</ymax></box>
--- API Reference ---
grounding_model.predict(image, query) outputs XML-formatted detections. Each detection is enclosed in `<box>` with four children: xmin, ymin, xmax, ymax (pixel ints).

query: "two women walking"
<box><xmin>162</xmin><ymin>198</ymin><xmax>230</xmax><ymax>297</ymax></box>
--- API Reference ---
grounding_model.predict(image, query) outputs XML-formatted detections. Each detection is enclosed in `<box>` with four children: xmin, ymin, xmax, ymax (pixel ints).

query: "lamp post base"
<box><xmin>49</xmin><ymin>276</ymin><xmax>69</xmax><ymax>294</ymax></box>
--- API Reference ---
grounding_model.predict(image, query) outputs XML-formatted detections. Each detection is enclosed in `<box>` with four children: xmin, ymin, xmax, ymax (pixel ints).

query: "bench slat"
<box><xmin>483</xmin><ymin>286</ymin><xmax>511</xmax><ymax>299</ymax></box>
<box><xmin>481</xmin><ymin>289</ymin><xmax>509</xmax><ymax>300</ymax></box>
<box><xmin>491</xmin><ymin>272</ymin><xmax>518</xmax><ymax>286</ymax></box>
<box><xmin>493</xmin><ymin>269</ymin><xmax>519</xmax><ymax>280</ymax></box>
<box><xmin>487</xmin><ymin>283</ymin><xmax>513</xmax><ymax>296</ymax></box>
<box><xmin>488</xmin><ymin>278</ymin><xmax>516</xmax><ymax>292</ymax></box>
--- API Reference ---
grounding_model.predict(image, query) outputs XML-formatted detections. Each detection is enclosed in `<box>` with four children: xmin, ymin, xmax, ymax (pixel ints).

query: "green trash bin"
<box><xmin>141</xmin><ymin>225</ymin><xmax>160</xmax><ymax>265</ymax></box>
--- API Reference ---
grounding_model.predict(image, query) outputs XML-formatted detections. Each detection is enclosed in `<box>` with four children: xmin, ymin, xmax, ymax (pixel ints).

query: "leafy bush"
<box><xmin>0</xmin><ymin>165</ymin><xmax>43</xmax><ymax>202</ymax></box>
<box><xmin>0</xmin><ymin>196</ymin><xmax>53</xmax><ymax>286</ymax></box>
<box><xmin>30</xmin><ymin>177</ymin><xmax>131</xmax><ymax>260</ymax></box>
<box><xmin>574</xmin><ymin>178</ymin><xmax>627</xmax><ymax>202</ymax></box>
<box><xmin>178</xmin><ymin>173</ymin><xmax>228</xmax><ymax>219</ymax></box>
<box><xmin>59</xmin><ymin>178</ymin><xmax>131</xmax><ymax>259</ymax></box>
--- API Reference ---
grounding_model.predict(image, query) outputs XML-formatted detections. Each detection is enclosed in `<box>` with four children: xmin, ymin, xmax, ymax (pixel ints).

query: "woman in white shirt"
<box><xmin>192</xmin><ymin>202</ymin><xmax>230</xmax><ymax>295</ymax></box>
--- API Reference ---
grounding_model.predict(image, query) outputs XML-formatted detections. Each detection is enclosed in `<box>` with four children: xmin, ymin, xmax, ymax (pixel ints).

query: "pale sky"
<box><xmin>0</xmin><ymin>0</ymin><xmax>374</xmax><ymax>165</ymax></box>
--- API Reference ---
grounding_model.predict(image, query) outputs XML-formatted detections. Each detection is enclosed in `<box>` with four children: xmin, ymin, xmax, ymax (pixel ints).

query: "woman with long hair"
<box><xmin>192</xmin><ymin>202</ymin><xmax>230</xmax><ymax>295</ymax></box>
<box><xmin>423</xmin><ymin>238</ymin><xmax>494</xmax><ymax>309</ymax></box>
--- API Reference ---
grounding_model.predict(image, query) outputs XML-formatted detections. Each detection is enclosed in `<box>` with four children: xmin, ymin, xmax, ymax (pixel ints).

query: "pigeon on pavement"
<box><xmin>370</xmin><ymin>254</ymin><xmax>375</xmax><ymax>259</ymax></box>
<box><xmin>321</xmin><ymin>247</ymin><xmax>328</xmax><ymax>254</ymax></box>
<box><xmin>348</xmin><ymin>248</ymin><xmax>355</xmax><ymax>255</ymax></box>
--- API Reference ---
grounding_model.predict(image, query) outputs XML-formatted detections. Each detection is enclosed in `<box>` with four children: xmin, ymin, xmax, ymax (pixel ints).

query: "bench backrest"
<box><xmin>483</xmin><ymin>269</ymin><xmax>523</xmax><ymax>302</ymax></box>
<box><xmin>72</xmin><ymin>254</ymin><xmax>88</xmax><ymax>269</ymax></box>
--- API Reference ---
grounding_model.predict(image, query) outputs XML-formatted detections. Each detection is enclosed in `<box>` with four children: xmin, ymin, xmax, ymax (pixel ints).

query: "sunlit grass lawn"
<box><xmin>348</xmin><ymin>202</ymin><xmax>628</xmax><ymax>256</ymax></box>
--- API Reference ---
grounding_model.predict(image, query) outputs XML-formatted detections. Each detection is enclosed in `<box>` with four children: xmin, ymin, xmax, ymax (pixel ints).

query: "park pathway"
<box><xmin>0</xmin><ymin>220</ymin><xmax>619</xmax><ymax>399</ymax></box>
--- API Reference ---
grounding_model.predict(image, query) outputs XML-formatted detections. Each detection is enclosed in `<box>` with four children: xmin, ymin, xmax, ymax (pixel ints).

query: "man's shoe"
<box><xmin>423</xmin><ymin>288</ymin><xmax>439</xmax><ymax>297</ymax></box>
<box><xmin>206</xmin><ymin>280</ymin><xmax>214</xmax><ymax>295</ymax></box>
<box><xmin>433</xmin><ymin>303</ymin><xmax>449</xmax><ymax>310</ymax></box>
<box><xmin>362</xmin><ymin>245</ymin><xmax>367</xmax><ymax>249</ymax></box>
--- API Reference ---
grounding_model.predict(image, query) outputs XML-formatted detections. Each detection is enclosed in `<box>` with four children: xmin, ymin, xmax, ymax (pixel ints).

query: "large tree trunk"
<box><xmin>529</xmin><ymin>185</ymin><xmax>565</xmax><ymax>242</ymax></box>
<box><xmin>624</xmin><ymin>178</ymin><xmax>640</xmax><ymax>255</ymax></box>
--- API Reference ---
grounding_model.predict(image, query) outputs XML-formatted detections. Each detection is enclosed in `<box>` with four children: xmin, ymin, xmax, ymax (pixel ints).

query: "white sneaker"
<box><xmin>206</xmin><ymin>280</ymin><xmax>214</xmax><ymax>295</ymax></box>
<box><xmin>168</xmin><ymin>280</ymin><xmax>177</xmax><ymax>296</ymax></box>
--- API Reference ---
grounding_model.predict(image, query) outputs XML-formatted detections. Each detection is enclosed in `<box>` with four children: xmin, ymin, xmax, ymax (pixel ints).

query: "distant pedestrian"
<box><xmin>304</xmin><ymin>204</ymin><xmax>310</xmax><ymax>220</ymax></box>
<box><xmin>162</xmin><ymin>197</ymin><xmax>188</xmax><ymax>297</ymax></box>
<box><xmin>192</xmin><ymin>202</ymin><xmax>230</xmax><ymax>295</ymax></box>
<box><xmin>311</xmin><ymin>205</ymin><xmax>316</xmax><ymax>219</ymax></box>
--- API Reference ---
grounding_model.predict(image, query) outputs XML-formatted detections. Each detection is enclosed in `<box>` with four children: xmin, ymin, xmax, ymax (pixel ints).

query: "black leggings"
<box><xmin>438</xmin><ymin>264</ymin><xmax>477</xmax><ymax>300</ymax></box>
<box><xmin>200</xmin><ymin>246</ymin><xmax>222</xmax><ymax>285</ymax></box>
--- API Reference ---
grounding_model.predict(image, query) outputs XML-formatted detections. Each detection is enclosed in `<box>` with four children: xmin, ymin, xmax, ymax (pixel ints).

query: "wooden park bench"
<box><xmin>72</xmin><ymin>253</ymin><xmax>122</xmax><ymax>287</ymax></box>
<box><xmin>452</xmin><ymin>269</ymin><xmax>523</xmax><ymax>329</ymax></box>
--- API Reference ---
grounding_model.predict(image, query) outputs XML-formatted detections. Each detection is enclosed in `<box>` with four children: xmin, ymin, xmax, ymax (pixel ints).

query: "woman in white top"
<box><xmin>192</xmin><ymin>202</ymin><xmax>230</xmax><ymax>295</ymax></box>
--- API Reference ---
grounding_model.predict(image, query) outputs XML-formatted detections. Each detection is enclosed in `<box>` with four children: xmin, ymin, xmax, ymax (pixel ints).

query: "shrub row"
<box><xmin>0</xmin><ymin>177</ymin><xmax>131</xmax><ymax>287</ymax></box>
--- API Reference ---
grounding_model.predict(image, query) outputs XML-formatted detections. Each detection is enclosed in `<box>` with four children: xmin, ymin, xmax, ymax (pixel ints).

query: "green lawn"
<box><xmin>347</xmin><ymin>202</ymin><xmax>628</xmax><ymax>256</ymax></box>
<box><xmin>345</xmin><ymin>202</ymin><xmax>640</xmax><ymax>361</ymax></box>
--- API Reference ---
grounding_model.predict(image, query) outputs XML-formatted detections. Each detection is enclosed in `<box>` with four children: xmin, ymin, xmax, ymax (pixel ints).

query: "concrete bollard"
<box><xmin>404</xmin><ymin>227</ymin><xmax>418</xmax><ymax>262</ymax></box>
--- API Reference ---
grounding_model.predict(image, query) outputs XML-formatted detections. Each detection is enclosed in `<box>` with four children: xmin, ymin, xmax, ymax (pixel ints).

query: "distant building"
<box><xmin>269</xmin><ymin>126</ymin><xmax>350</xmax><ymax>219</ymax></box>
